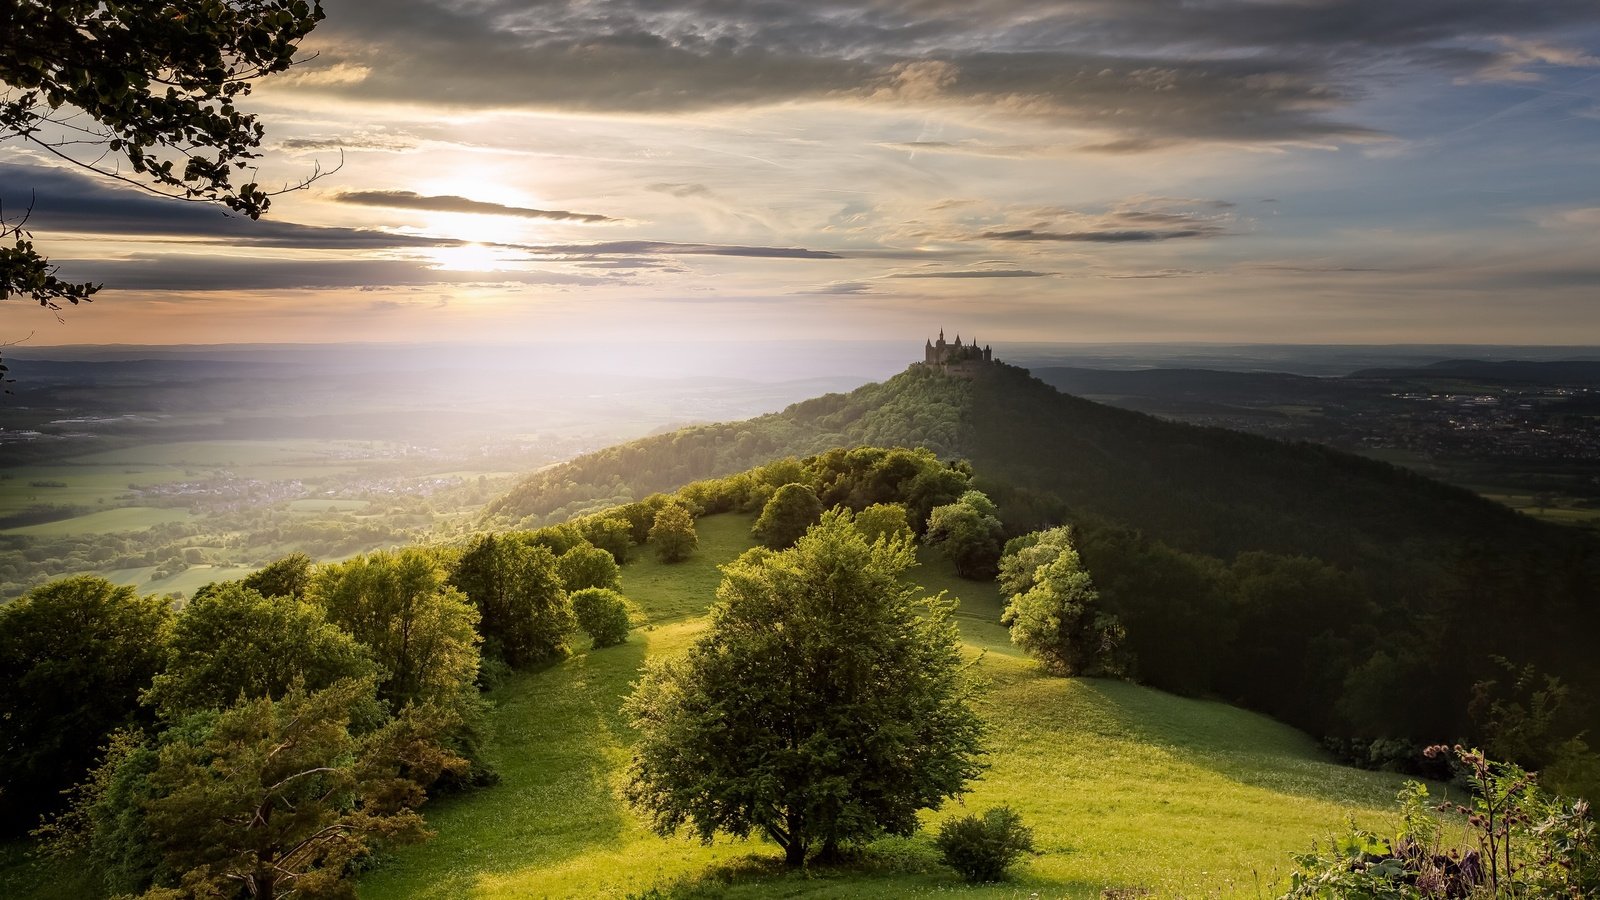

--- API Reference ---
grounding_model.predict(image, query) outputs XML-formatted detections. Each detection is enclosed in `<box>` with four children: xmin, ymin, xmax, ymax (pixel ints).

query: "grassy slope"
<box><xmin>360</xmin><ymin>513</ymin><xmax>1420</xmax><ymax>900</ymax></box>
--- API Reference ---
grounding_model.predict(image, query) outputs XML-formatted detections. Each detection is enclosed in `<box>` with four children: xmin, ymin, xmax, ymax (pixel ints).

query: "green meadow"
<box><xmin>356</xmin><ymin>513</ymin><xmax>1420</xmax><ymax>900</ymax></box>
<box><xmin>1</xmin><ymin>507</ymin><xmax>193</xmax><ymax>537</ymax></box>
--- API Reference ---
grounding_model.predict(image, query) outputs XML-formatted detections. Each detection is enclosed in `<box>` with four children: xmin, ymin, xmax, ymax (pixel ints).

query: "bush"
<box><xmin>934</xmin><ymin>806</ymin><xmax>1034</xmax><ymax>883</ymax></box>
<box><xmin>571</xmin><ymin>588</ymin><xmax>632</xmax><ymax>648</ymax></box>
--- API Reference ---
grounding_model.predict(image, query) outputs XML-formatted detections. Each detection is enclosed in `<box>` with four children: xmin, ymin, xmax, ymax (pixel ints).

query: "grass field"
<box><xmin>357</xmin><ymin>513</ymin><xmax>1419</xmax><ymax>900</ymax></box>
<box><xmin>0</xmin><ymin>511</ymin><xmax>1425</xmax><ymax>899</ymax></box>
<box><xmin>0</xmin><ymin>464</ymin><xmax>191</xmax><ymax>519</ymax></box>
<box><xmin>1</xmin><ymin>506</ymin><xmax>194</xmax><ymax>537</ymax></box>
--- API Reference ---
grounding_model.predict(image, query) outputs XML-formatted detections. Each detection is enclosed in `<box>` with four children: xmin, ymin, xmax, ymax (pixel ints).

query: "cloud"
<box><xmin>970</xmin><ymin>197</ymin><xmax>1237</xmax><ymax>245</ymax></box>
<box><xmin>0</xmin><ymin>164</ymin><xmax>462</xmax><ymax>250</ymax></box>
<box><xmin>333</xmin><ymin>189</ymin><xmax>617</xmax><ymax>223</ymax></box>
<box><xmin>1470</xmin><ymin>37</ymin><xmax>1600</xmax><ymax>83</ymax></box>
<box><xmin>877</xmin><ymin>140</ymin><xmax>1056</xmax><ymax>159</ymax></box>
<box><xmin>523</xmin><ymin>240</ymin><xmax>842</xmax><ymax>260</ymax></box>
<box><xmin>647</xmin><ymin>183</ymin><xmax>715</xmax><ymax>198</ymax></box>
<box><xmin>794</xmin><ymin>281</ymin><xmax>877</xmax><ymax>295</ymax></box>
<box><xmin>277</xmin><ymin>132</ymin><xmax>418</xmax><ymax>153</ymax></box>
<box><xmin>275</xmin><ymin>1</ymin><xmax>1600</xmax><ymax>150</ymax></box>
<box><xmin>890</xmin><ymin>269</ymin><xmax>1052</xmax><ymax>278</ymax></box>
<box><xmin>982</xmin><ymin>228</ymin><xmax>1215</xmax><ymax>243</ymax></box>
<box><xmin>55</xmin><ymin>254</ymin><xmax>609</xmax><ymax>292</ymax></box>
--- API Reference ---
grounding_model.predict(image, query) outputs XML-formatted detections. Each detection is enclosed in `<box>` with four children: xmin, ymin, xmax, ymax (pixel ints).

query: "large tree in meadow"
<box><xmin>649</xmin><ymin>501</ymin><xmax>699</xmax><ymax>563</ymax></box>
<box><xmin>624</xmin><ymin>512</ymin><xmax>986</xmax><ymax>866</ymax></box>
<box><xmin>0</xmin><ymin>576</ymin><xmax>171</xmax><ymax>833</ymax></box>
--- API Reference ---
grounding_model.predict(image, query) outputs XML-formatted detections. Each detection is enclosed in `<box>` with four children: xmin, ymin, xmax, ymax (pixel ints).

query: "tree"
<box><xmin>576</xmin><ymin>515</ymin><xmax>634</xmax><ymax>564</ymax></box>
<box><xmin>242</xmin><ymin>552</ymin><xmax>314</xmax><ymax>600</ymax></box>
<box><xmin>557</xmin><ymin>543</ymin><xmax>622</xmax><ymax>593</ymax></box>
<box><xmin>49</xmin><ymin>678</ymin><xmax>465</xmax><ymax>899</ymax></box>
<box><xmin>624</xmin><ymin>512</ymin><xmax>986</xmax><ymax>866</ymax></box>
<box><xmin>570</xmin><ymin>587</ymin><xmax>633</xmax><ymax>648</ymax></box>
<box><xmin>851</xmin><ymin>502</ymin><xmax>913</xmax><ymax>545</ymax></box>
<box><xmin>0</xmin><ymin>576</ymin><xmax>171</xmax><ymax>833</ymax></box>
<box><xmin>308</xmin><ymin>549</ymin><xmax>481</xmax><ymax>706</ymax></box>
<box><xmin>751</xmin><ymin>482</ymin><xmax>824</xmax><ymax>550</ymax></box>
<box><xmin>142</xmin><ymin>583</ymin><xmax>375</xmax><ymax>721</ymax></box>
<box><xmin>649</xmin><ymin>501</ymin><xmax>699</xmax><ymax>563</ymax></box>
<box><xmin>448</xmin><ymin>535</ymin><xmax>573</xmax><ymax>668</ymax></box>
<box><xmin>997</xmin><ymin>527</ymin><xmax>1073</xmax><ymax>598</ymax></box>
<box><xmin>925</xmin><ymin>490</ymin><xmax>1005</xmax><ymax>578</ymax></box>
<box><xmin>1000</xmin><ymin>537</ymin><xmax>1126</xmax><ymax>678</ymax></box>
<box><xmin>2</xmin><ymin>1</ymin><xmax>331</xmax><ymax>373</ymax></box>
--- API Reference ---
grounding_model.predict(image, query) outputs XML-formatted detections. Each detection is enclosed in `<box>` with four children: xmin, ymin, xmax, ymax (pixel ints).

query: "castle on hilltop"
<box><xmin>923</xmin><ymin>329</ymin><xmax>994</xmax><ymax>373</ymax></box>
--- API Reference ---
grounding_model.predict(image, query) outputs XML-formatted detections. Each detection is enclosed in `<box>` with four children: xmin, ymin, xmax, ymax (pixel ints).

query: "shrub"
<box><xmin>934</xmin><ymin>806</ymin><xmax>1035</xmax><ymax>883</ymax></box>
<box><xmin>571</xmin><ymin>588</ymin><xmax>632</xmax><ymax>648</ymax></box>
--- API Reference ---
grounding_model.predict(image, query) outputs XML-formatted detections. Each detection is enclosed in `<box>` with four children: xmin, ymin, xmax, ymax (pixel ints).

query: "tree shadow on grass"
<box><xmin>627</xmin><ymin>844</ymin><xmax>1122</xmax><ymax>900</ymax></box>
<box><xmin>359</xmin><ymin>634</ymin><xmax>651</xmax><ymax>898</ymax></box>
<box><xmin>1010</xmin><ymin>669</ymin><xmax>1419</xmax><ymax>810</ymax></box>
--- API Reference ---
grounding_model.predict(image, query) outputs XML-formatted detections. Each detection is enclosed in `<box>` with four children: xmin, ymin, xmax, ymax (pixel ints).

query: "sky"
<box><xmin>3</xmin><ymin>0</ymin><xmax>1600</xmax><ymax>347</ymax></box>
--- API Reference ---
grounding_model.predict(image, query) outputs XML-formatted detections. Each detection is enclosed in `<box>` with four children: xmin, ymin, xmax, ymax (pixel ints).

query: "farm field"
<box><xmin>353</xmin><ymin>513</ymin><xmax>1421</xmax><ymax>900</ymax></box>
<box><xmin>1</xmin><ymin>507</ymin><xmax>193</xmax><ymax>537</ymax></box>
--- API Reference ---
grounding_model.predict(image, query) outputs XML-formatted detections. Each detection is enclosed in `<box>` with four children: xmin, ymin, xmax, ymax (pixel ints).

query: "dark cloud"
<box><xmin>975</xmin><ymin>197</ymin><xmax>1236</xmax><ymax>244</ymax></box>
<box><xmin>0</xmin><ymin>164</ymin><xmax>461</xmax><ymax>250</ymax></box>
<box><xmin>525</xmin><ymin>240</ymin><xmax>841</xmax><ymax>260</ymax></box>
<box><xmin>891</xmin><ymin>269</ymin><xmax>1052</xmax><ymax>278</ymax></box>
<box><xmin>794</xmin><ymin>281</ymin><xmax>877</xmax><ymax>295</ymax></box>
<box><xmin>333</xmin><ymin>189</ymin><xmax>617</xmax><ymax>222</ymax></box>
<box><xmin>277</xmin><ymin>132</ymin><xmax>417</xmax><ymax>153</ymax></box>
<box><xmin>284</xmin><ymin>0</ymin><xmax>1600</xmax><ymax>147</ymax></box>
<box><xmin>982</xmin><ymin>228</ymin><xmax>1214</xmax><ymax>243</ymax></box>
<box><xmin>55</xmin><ymin>254</ymin><xmax>608</xmax><ymax>292</ymax></box>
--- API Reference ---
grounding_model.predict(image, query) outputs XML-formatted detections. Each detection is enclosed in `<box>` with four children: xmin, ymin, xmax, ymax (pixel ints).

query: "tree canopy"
<box><xmin>624</xmin><ymin>511</ymin><xmax>985</xmax><ymax>866</ymax></box>
<box><xmin>448</xmin><ymin>535</ymin><xmax>573</xmax><ymax>669</ymax></box>
<box><xmin>751</xmin><ymin>482</ymin><xmax>824</xmax><ymax>549</ymax></box>
<box><xmin>0</xmin><ymin>576</ymin><xmax>171</xmax><ymax>833</ymax></box>
<box><xmin>142</xmin><ymin>582</ymin><xmax>375</xmax><ymax>721</ymax></box>
<box><xmin>999</xmin><ymin>528</ymin><xmax>1126</xmax><ymax>678</ymax></box>
<box><xmin>925</xmin><ymin>490</ymin><xmax>1005</xmax><ymax>579</ymax></box>
<box><xmin>48</xmin><ymin>678</ymin><xmax>465</xmax><ymax>899</ymax></box>
<box><xmin>649</xmin><ymin>501</ymin><xmax>698</xmax><ymax>563</ymax></box>
<box><xmin>308</xmin><ymin>549</ymin><xmax>481</xmax><ymax>706</ymax></box>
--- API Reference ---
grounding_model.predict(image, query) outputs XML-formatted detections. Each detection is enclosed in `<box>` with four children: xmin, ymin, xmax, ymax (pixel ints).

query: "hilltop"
<box><xmin>490</xmin><ymin>359</ymin><xmax>1554</xmax><ymax>569</ymax></box>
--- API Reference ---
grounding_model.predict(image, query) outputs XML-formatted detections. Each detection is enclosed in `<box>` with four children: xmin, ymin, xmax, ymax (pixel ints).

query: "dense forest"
<box><xmin>489</xmin><ymin>363</ymin><xmax>1600</xmax><ymax>759</ymax></box>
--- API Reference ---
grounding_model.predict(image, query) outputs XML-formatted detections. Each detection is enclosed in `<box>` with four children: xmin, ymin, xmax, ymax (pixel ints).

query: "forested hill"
<box><xmin>490</xmin><ymin>361</ymin><xmax>1549</xmax><ymax>573</ymax></box>
<box><xmin>491</xmin><ymin>362</ymin><xmax>1600</xmax><ymax>743</ymax></box>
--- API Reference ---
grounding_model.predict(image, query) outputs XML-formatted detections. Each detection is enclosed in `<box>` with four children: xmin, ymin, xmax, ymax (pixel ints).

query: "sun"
<box><xmin>424</xmin><ymin>243</ymin><xmax>508</xmax><ymax>272</ymax></box>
